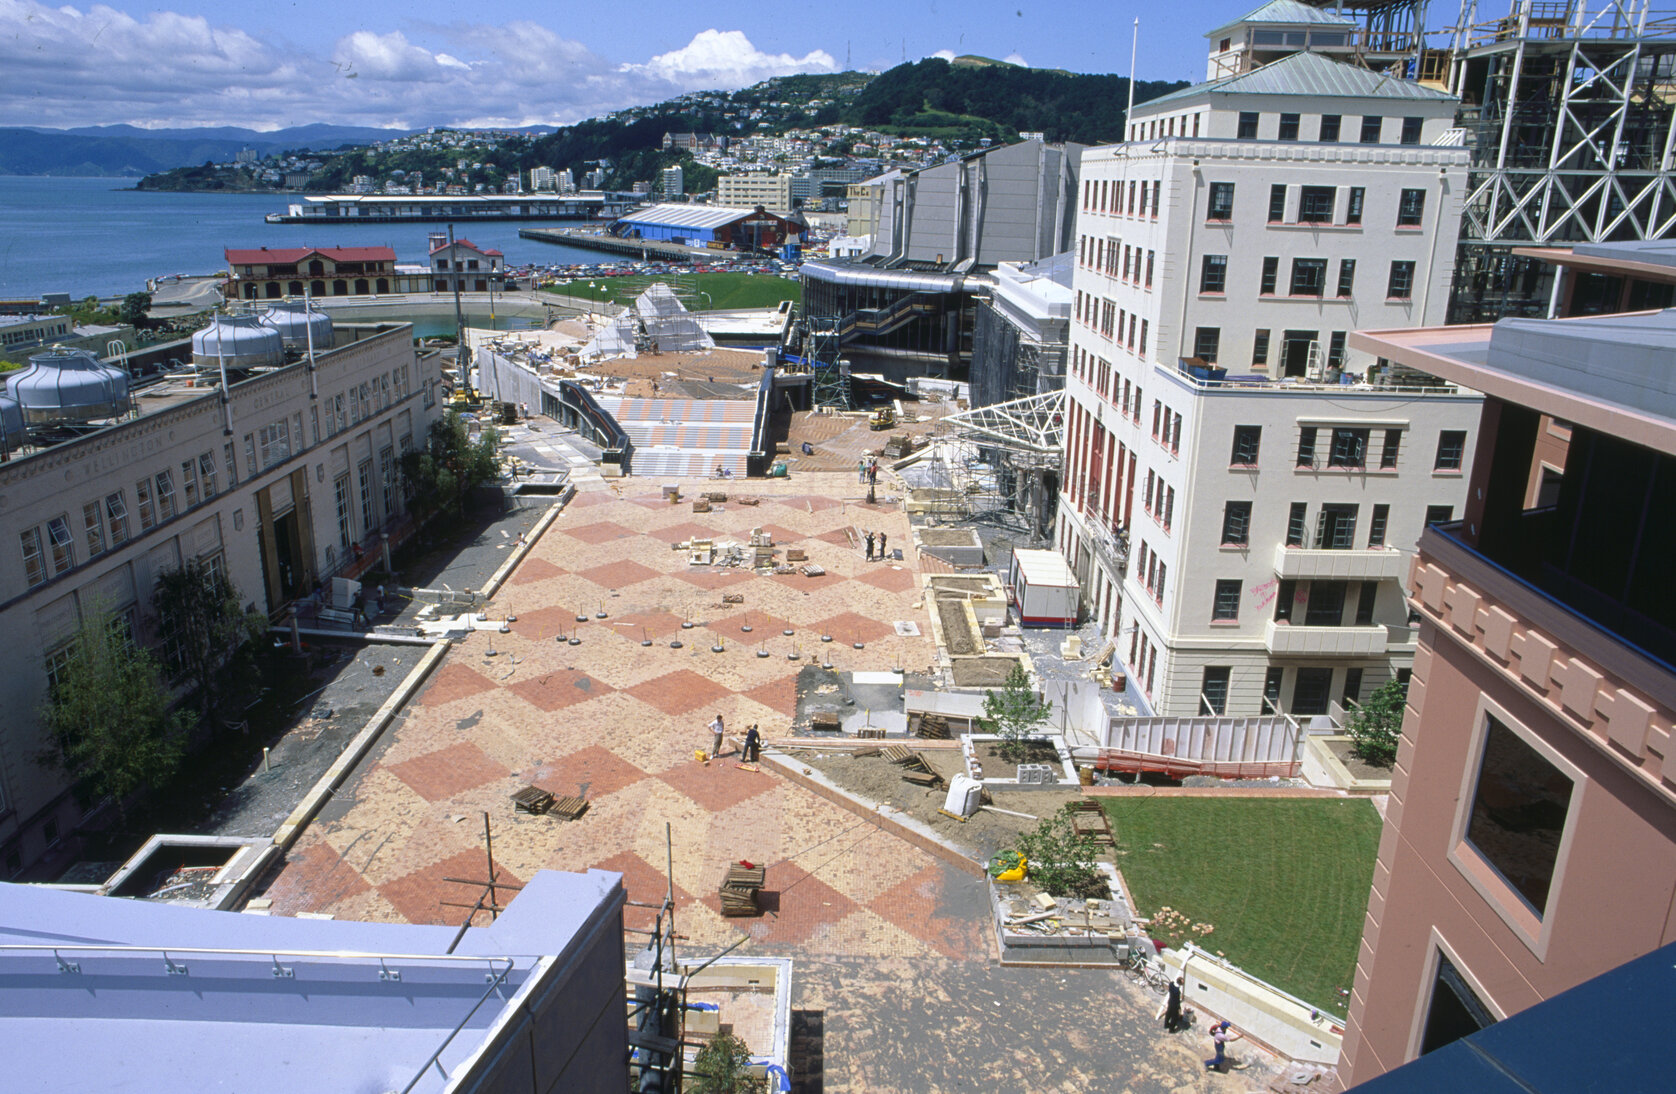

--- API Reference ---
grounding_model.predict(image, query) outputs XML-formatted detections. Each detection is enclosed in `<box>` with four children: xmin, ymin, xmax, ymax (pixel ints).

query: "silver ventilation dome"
<box><xmin>192</xmin><ymin>314</ymin><xmax>284</xmax><ymax>370</ymax></box>
<box><xmin>0</xmin><ymin>391</ymin><xmax>24</xmax><ymax>449</ymax></box>
<box><xmin>261</xmin><ymin>301</ymin><xmax>335</xmax><ymax>351</ymax></box>
<box><xmin>10</xmin><ymin>348</ymin><xmax>132</xmax><ymax>425</ymax></box>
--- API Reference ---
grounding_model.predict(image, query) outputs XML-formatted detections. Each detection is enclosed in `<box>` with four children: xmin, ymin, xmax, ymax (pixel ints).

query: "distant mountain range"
<box><xmin>0</xmin><ymin>123</ymin><xmax>557</xmax><ymax>177</ymax></box>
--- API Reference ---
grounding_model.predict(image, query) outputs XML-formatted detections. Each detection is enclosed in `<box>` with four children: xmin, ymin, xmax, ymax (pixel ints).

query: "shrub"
<box><xmin>981</xmin><ymin>662</ymin><xmax>1053</xmax><ymax>763</ymax></box>
<box><xmin>1015</xmin><ymin>805</ymin><xmax>1105</xmax><ymax>899</ymax></box>
<box><xmin>692</xmin><ymin>1031</ymin><xmax>758</xmax><ymax>1094</ymax></box>
<box><xmin>1345</xmin><ymin>678</ymin><xmax>1407</xmax><ymax>767</ymax></box>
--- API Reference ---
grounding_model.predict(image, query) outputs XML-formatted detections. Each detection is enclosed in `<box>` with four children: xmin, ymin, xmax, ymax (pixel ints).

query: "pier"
<box><xmin>517</xmin><ymin>228</ymin><xmax>716</xmax><ymax>262</ymax></box>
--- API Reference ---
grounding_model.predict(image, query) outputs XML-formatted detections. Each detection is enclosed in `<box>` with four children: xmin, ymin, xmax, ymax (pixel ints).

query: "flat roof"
<box><xmin>1011</xmin><ymin>547</ymin><xmax>1078</xmax><ymax>587</ymax></box>
<box><xmin>615</xmin><ymin>204</ymin><xmax>772</xmax><ymax>231</ymax></box>
<box><xmin>1351</xmin><ymin>309</ymin><xmax>1676</xmax><ymax>456</ymax></box>
<box><xmin>0</xmin><ymin>870</ymin><xmax>620</xmax><ymax>1094</ymax></box>
<box><xmin>1513</xmin><ymin>240</ymin><xmax>1676</xmax><ymax>284</ymax></box>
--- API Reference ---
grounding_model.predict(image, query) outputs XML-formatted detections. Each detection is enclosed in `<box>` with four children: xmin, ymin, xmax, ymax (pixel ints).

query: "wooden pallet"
<box><xmin>549</xmin><ymin>795</ymin><xmax>590</xmax><ymax>821</ymax></box>
<box><xmin>881</xmin><ymin>745</ymin><xmax>919</xmax><ymax>765</ymax></box>
<box><xmin>914</xmin><ymin>713</ymin><xmax>951</xmax><ymax>739</ymax></box>
<box><xmin>510</xmin><ymin>786</ymin><xmax>555</xmax><ymax>815</ymax></box>
<box><xmin>856</xmin><ymin>727</ymin><xmax>886</xmax><ymax>739</ymax></box>
<box><xmin>718</xmin><ymin>863</ymin><xmax>766</xmax><ymax>917</ymax></box>
<box><xmin>902</xmin><ymin>769</ymin><xmax>945</xmax><ymax>789</ymax></box>
<box><xmin>1068</xmin><ymin>799</ymin><xmax>1114</xmax><ymax>845</ymax></box>
<box><xmin>809</xmin><ymin>712</ymin><xmax>842</xmax><ymax>733</ymax></box>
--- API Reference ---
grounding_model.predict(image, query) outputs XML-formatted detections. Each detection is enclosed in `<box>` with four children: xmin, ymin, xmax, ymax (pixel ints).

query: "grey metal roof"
<box><xmin>1138</xmin><ymin>50</ymin><xmax>1458</xmax><ymax>111</ymax></box>
<box><xmin>1488</xmin><ymin>309</ymin><xmax>1676</xmax><ymax>429</ymax></box>
<box><xmin>1207</xmin><ymin>0</ymin><xmax>1356</xmax><ymax>37</ymax></box>
<box><xmin>1572</xmin><ymin>239</ymin><xmax>1676</xmax><ymax>271</ymax></box>
<box><xmin>615</xmin><ymin>203</ymin><xmax>762</xmax><ymax>230</ymax></box>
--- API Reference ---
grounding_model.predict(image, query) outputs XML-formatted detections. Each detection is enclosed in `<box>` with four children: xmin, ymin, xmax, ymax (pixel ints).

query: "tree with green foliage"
<box><xmin>400</xmin><ymin>410</ymin><xmax>502</xmax><ymax>523</ymax></box>
<box><xmin>981</xmin><ymin>662</ymin><xmax>1053</xmax><ymax>762</ymax></box>
<box><xmin>1345</xmin><ymin>678</ymin><xmax>1408</xmax><ymax>767</ymax></box>
<box><xmin>154</xmin><ymin>559</ymin><xmax>267</xmax><ymax>719</ymax></box>
<box><xmin>119</xmin><ymin>291</ymin><xmax>152</xmax><ymax>330</ymax></box>
<box><xmin>1015</xmin><ymin>805</ymin><xmax>1105</xmax><ymax>899</ymax></box>
<box><xmin>37</xmin><ymin>604</ymin><xmax>191</xmax><ymax>816</ymax></box>
<box><xmin>691</xmin><ymin>1031</ymin><xmax>757</xmax><ymax>1094</ymax></box>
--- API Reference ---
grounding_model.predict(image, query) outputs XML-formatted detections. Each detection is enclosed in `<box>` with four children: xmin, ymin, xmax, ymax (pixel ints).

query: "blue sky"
<box><xmin>0</xmin><ymin>0</ymin><xmax>1241</xmax><ymax>130</ymax></box>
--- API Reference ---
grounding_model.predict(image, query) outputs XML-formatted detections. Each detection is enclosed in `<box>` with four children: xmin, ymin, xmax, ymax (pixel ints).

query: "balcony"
<box><xmin>1272</xmin><ymin>544</ymin><xmax>1407</xmax><ymax>582</ymax></box>
<box><xmin>1264</xmin><ymin>619</ymin><xmax>1389</xmax><ymax>657</ymax></box>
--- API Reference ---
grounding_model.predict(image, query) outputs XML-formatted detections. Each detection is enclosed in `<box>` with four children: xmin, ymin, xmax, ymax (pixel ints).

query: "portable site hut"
<box><xmin>1007</xmin><ymin>548</ymin><xmax>1079</xmax><ymax>627</ymax></box>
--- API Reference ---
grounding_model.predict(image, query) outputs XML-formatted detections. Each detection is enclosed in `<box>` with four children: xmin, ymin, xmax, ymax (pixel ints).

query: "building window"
<box><xmin>1298</xmin><ymin>185</ymin><xmax>1335</xmax><ymax>223</ymax></box>
<box><xmin>1420</xmin><ymin>953</ymin><xmax>1498</xmax><ymax>1057</ymax></box>
<box><xmin>1260</xmin><ymin>256</ymin><xmax>1279</xmax><ymax>295</ymax></box>
<box><xmin>1359</xmin><ymin>115</ymin><xmax>1383</xmax><ymax>143</ymax></box>
<box><xmin>1328</xmin><ymin>417</ymin><xmax>1368</xmax><ymax>462</ymax></box>
<box><xmin>225</xmin><ymin>441</ymin><xmax>239</xmax><ymax>486</ymax></box>
<box><xmin>1347</xmin><ymin>187</ymin><xmax>1365</xmax><ymax>225</ymax></box>
<box><xmin>1327</xmin><ymin>332</ymin><xmax>1347</xmax><ymax>369</ymax></box>
<box><xmin>1200</xmin><ymin>254</ymin><xmax>1228</xmax><ymax>294</ymax></box>
<box><xmin>1193</xmin><ymin>327</ymin><xmax>1221</xmax><ymax>363</ymax></box>
<box><xmin>1278</xmin><ymin>113</ymin><xmax>1300</xmax><ymax>141</ymax></box>
<box><xmin>46</xmin><ymin>514</ymin><xmax>75</xmax><ymax>574</ymax></box>
<box><xmin>1286</xmin><ymin>503</ymin><xmax>1308</xmax><ymax>547</ymax></box>
<box><xmin>180</xmin><ymin>459</ymin><xmax>199</xmax><ymax>509</ymax></box>
<box><xmin>1212</xmin><ymin>581</ymin><xmax>1242</xmax><ymax>622</ymax></box>
<box><xmin>1290</xmin><ymin>258</ymin><xmax>1327</xmax><ymax>297</ymax></box>
<box><xmin>1355</xmin><ymin>581</ymin><xmax>1379</xmax><ymax>625</ymax></box>
<box><xmin>1319</xmin><ymin>114</ymin><xmax>1342</xmax><ymax>142</ymax></box>
<box><xmin>1337</xmin><ymin>259</ymin><xmax>1356</xmax><ymax>298</ymax></box>
<box><xmin>334</xmin><ymin>474</ymin><xmax>354</xmax><ymax>552</ymax></box>
<box><xmin>1369</xmin><ymin>504</ymin><xmax>1390</xmax><ymax>547</ymax></box>
<box><xmin>1388</xmin><ymin>260</ymin><xmax>1416</xmax><ymax>299</ymax></box>
<box><xmin>1208</xmin><ymin>182</ymin><xmax>1235</xmax><ymax>221</ymax></box>
<box><xmin>380</xmin><ymin>445</ymin><xmax>399</xmax><ymax>518</ymax></box>
<box><xmin>1400</xmin><ymin>116</ymin><xmax>1423</xmax><ymax>145</ymax></box>
<box><xmin>1238</xmin><ymin>111</ymin><xmax>1259</xmax><ymax>139</ymax></box>
<box><xmin>1379</xmin><ymin>429</ymin><xmax>1402</xmax><ymax>468</ymax></box>
<box><xmin>1436</xmin><ymin>430</ymin><xmax>1467</xmax><ymax>470</ymax></box>
<box><xmin>1274</xmin><ymin>578</ymin><xmax>1297</xmax><ymax>621</ymax></box>
<box><xmin>1425</xmin><ymin>504</ymin><xmax>1454</xmax><ymax>526</ymax></box>
<box><xmin>1306</xmin><ymin>583</ymin><xmax>1347</xmax><ymax>625</ymax></box>
<box><xmin>1252</xmin><ymin>329</ymin><xmax>1270</xmax><ymax>366</ymax></box>
<box><xmin>1292</xmin><ymin>667</ymin><xmax>1333</xmax><ymax>714</ymax></box>
<box><xmin>83</xmin><ymin>500</ymin><xmax>106</xmax><ymax>558</ymax></box>
<box><xmin>1296</xmin><ymin>427</ymin><xmax>1318</xmax><ymax>468</ymax></box>
<box><xmin>1146</xmin><ymin>250</ymin><xmax>1155</xmax><ymax>286</ymax></box>
<box><xmin>105</xmin><ymin>491</ymin><xmax>129</xmax><ymax>546</ymax></box>
<box><xmin>1466</xmin><ymin>714</ymin><xmax>1573</xmax><ymax>915</ymax></box>
<box><xmin>1316</xmin><ymin>503</ymin><xmax>1359</xmax><ymax>549</ymax></box>
<box><xmin>1221</xmin><ymin>501</ymin><xmax>1252</xmax><ymax>545</ymax></box>
<box><xmin>1398</xmin><ymin>188</ymin><xmax>1426</xmax><ymax>227</ymax></box>
<box><xmin>244</xmin><ymin>434</ymin><xmax>258</xmax><ymax>478</ymax></box>
<box><xmin>135</xmin><ymin>478</ymin><xmax>155</xmax><ymax>530</ymax></box>
<box><xmin>1263</xmin><ymin>667</ymin><xmax>1286</xmax><ymax>713</ymax></box>
<box><xmin>1200</xmin><ymin>666</ymin><xmax>1231</xmax><ymax>714</ymax></box>
<box><xmin>199</xmin><ymin>452</ymin><xmax>218</xmax><ymax>499</ymax></box>
<box><xmin>1230</xmin><ymin>425</ymin><xmax>1261</xmax><ymax>466</ymax></box>
<box><xmin>358</xmin><ymin>459</ymin><xmax>378</xmax><ymax>535</ymax></box>
<box><xmin>20</xmin><ymin>527</ymin><xmax>47</xmax><ymax>587</ymax></box>
<box><xmin>154</xmin><ymin>470</ymin><xmax>176</xmax><ymax>521</ymax></box>
<box><xmin>1268</xmin><ymin>183</ymin><xmax>1287</xmax><ymax>222</ymax></box>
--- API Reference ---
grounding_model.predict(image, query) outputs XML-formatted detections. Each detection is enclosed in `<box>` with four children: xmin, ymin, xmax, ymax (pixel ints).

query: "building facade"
<box><xmin>1339</xmin><ymin>306</ymin><xmax>1676</xmax><ymax>1086</ymax></box>
<box><xmin>0</xmin><ymin>322</ymin><xmax>442</xmax><ymax>878</ymax></box>
<box><xmin>429</xmin><ymin>237</ymin><xmax>506</xmax><ymax>294</ymax></box>
<box><xmin>223</xmin><ymin>247</ymin><xmax>400</xmax><ymax>301</ymax></box>
<box><xmin>1057</xmin><ymin>50</ymin><xmax>1480</xmax><ymax>717</ymax></box>
<box><xmin>717</xmin><ymin>174</ymin><xmax>794</xmax><ymax>214</ymax></box>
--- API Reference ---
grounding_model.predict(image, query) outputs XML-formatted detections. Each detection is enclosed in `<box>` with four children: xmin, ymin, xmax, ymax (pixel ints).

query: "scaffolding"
<box><xmin>913</xmin><ymin>390</ymin><xmax>1065</xmax><ymax>538</ymax></box>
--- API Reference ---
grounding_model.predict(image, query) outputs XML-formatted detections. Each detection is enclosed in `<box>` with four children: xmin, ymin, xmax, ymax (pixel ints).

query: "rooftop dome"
<box><xmin>260</xmin><ymin>301</ymin><xmax>335</xmax><ymax>351</ymax></box>
<box><xmin>192</xmin><ymin>314</ymin><xmax>284</xmax><ymax>371</ymax></box>
<box><xmin>9</xmin><ymin>348</ymin><xmax>132</xmax><ymax>425</ymax></box>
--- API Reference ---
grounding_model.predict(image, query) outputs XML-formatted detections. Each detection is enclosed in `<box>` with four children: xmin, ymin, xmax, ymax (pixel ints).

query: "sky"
<box><xmin>0</xmin><ymin>0</ymin><xmax>1247</xmax><ymax>132</ymax></box>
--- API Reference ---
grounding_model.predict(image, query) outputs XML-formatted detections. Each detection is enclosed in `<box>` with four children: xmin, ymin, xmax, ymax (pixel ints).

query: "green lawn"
<box><xmin>1101</xmin><ymin>796</ymin><xmax>1382</xmax><ymax>1014</ymax></box>
<box><xmin>541</xmin><ymin>272</ymin><xmax>800</xmax><ymax>312</ymax></box>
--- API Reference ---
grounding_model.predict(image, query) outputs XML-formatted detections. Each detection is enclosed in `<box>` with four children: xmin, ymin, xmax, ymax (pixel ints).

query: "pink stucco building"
<box><xmin>1336</xmin><ymin>305</ymin><xmax>1676</xmax><ymax>1086</ymax></box>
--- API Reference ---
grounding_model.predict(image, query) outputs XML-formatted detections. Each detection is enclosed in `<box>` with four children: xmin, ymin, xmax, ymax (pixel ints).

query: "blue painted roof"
<box><xmin>1351</xmin><ymin>941</ymin><xmax>1676</xmax><ymax>1092</ymax></box>
<box><xmin>0</xmin><ymin>869</ymin><xmax>622</xmax><ymax>1093</ymax></box>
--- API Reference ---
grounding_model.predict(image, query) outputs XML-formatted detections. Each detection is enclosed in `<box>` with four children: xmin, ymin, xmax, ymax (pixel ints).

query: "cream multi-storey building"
<box><xmin>716</xmin><ymin>173</ymin><xmax>794</xmax><ymax>214</ymax></box>
<box><xmin>1057</xmin><ymin>50</ymin><xmax>1485</xmax><ymax>718</ymax></box>
<box><xmin>0</xmin><ymin>320</ymin><xmax>441</xmax><ymax>878</ymax></box>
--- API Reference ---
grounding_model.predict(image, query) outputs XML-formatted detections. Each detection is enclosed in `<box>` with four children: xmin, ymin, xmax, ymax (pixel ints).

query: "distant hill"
<box><xmin>0</xmin><ymin>123</ymin><xmax>419</xmax><ymax>177</ymax></box>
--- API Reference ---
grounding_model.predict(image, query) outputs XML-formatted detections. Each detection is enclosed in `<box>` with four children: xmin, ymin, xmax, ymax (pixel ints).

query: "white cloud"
<box><xmin>932</xmin><ymin>49</ymin><xmax>957</xmax><ymax>61</ymax></box>
<box><xmin>0</xmin><ymin>3</ymin><xmax>839</xmax><ymax>130</ymax></box>
<box><xmin>1003</xmin><ymin>53</ymin><xmax>1028</xmax><ymax>66</ymax></box>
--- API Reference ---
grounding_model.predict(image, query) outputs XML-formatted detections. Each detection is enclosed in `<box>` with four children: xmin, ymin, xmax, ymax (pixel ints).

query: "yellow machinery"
<box><xmin>869</xmin><ymin>407</ymin><xmax>896</xmax><ymax>431</ymax></box>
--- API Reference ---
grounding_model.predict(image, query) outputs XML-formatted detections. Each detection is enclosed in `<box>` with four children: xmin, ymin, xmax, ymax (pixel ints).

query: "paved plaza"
<box><xmin>259</xmin><ymin>472</ymin><xmax>1280</xmax><ymax>1091</ymax></box>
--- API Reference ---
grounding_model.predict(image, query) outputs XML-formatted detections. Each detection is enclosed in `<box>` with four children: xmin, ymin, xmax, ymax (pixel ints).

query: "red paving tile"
<box><xmin>705</xmin><ymin>610</ymin><xmax>794</xmax><ymax>640</ymax></box>
<box><xmin>811</xmin><ymin>610</ymin><xmax>900</xmax><ymax>646</ymax></box>
<box><xmin>513</xmin><ymin>605</ymin><xmax>592</xmax><ymax>640</ymax></box>
<box><xmin>743</xmin><ymin>675</ymin><xmax>800</xmax><ymax>718</ymax></box>
<box><xmin>729</xmin><ymin>862</ymin><xmax>860</xmax><ymax>948</ymax></box>
<box><xmin>576</xmin><ymin>559</ymin><xmax>664</xmax><ymax>589</ymax></box>
<box><xmin>385</xmin><ymin>741</ymin><xmax>512</xmax><ymax>802</ymax></box>
<box><xmin>854</xmin><ymin>565</ymin><xmax>918</xmax><ymax>593</ymax></box>
<box><xmin>772</xmin><ymin>494</ymin><xmax>845</xmax><ymax>512</ymax></box>
<box><xmin>656</xmin><ymin>758</ymin><xmax>777</xmax><ymax>812</ymax></box>
<box><xmin>628</xmin><ymin>669</ymin><xmax>735</xmax><ymax>716</ymax></box>
<box><xmin>608</xmin><ymin>609</ymin><xmax>687</xmax><ymax>639</ymax></box>
<box><xmin>868</xmin><ymin>863</ymin><xmax>988</xmax><ymax>960</ymax></box>
<box><xmin>379</xmin><ymin>848</ymin><xmax>525</xmax><ymax>926</ymax></box>
<box><xmin>674</xmin><ymin>568</ymin><xmax>757</xmax><ymax>591</ymax></box>
<box><xmin>534</xmin><ymin>743</ymin><xmax>649</xmax><ymax>801</ymax></box>
<box><xmin>418</xmin><ymin>662</ymin><xmax>498</xmax><ymax>706</ymax></box>
<box><xmin>815</xmin><ymin>527</ymin><xmax>860</xmax><ymax>547</ymax></box>
<box><xmin>507</xmin><ymin>557</ymin><xmax>566</xmax><ymax>585</ymax></box>
<box><xmin>563</xmin><ymin>520</ymin><xmax>638</xmax><ymax>544</ymax></box>
<box><xmin>508</xmin><ymin>669</ymin><xmax>615</xmax><ymax>712</ymax></box>
<box><xmin>593</xmin><ymin>850</ymin><xmax>694</xmax><ymax>931</ymax></box>
<box><xmin>655</xmin><ymin>520</ymin><xmax>721</xmax><ymax>543</ymax></box>
<box><xmin>262</xmin><ymin>840</ymin><xmax>371</xmax><ymax>915</ymax></box>
<box><xmin>754</xmin><ymin>524</ymin><xmax>806</xmax><ymax>546</ymax></box>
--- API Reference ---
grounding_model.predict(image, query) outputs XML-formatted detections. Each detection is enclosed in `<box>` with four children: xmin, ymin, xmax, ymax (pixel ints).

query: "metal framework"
<box><xmin>925</xmin><ymin>390</ymin><xmax>1066</xmax><ymax>537</ymax></box>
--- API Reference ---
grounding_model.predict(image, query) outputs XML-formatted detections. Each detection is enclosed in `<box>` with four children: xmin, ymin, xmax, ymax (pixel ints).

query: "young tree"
<box><xmin>1345</xmin><ymin>678</ymin><xmax>1407</xmax><ymax>768</ymax></box>
<box><xmin>38</xmin><ymin>605</ymin><xmax>190</xmax><ymax>815</ymax></box>
<box><xmin>1014</xmin><ymin>805</ymin><xmax>1105</xmax><ymax>899</ymax></box>
<box><xmin>981</xmin><ymin>662</ymin><xmax>1053</xmax><ymax>762</ymax></box>
<box><xmin>153</xmin><ymin>559</ymin><xmax>266</xmax><ymax>718</ymax></box>
<box><xmin>400</xmin><ymin>411</ymin><xmax>502</xmax><ymax>522</ymax></box>
<box><xmin>691</xmin><ymin>1031</ymin><xmax>756</xmax><ymax>1094</ymax></box>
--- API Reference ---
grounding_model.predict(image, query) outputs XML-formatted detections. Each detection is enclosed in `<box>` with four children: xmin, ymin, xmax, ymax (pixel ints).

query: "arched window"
<box><xmin>355</xmin><ymin>279</ymin><xmax>369</xmax><ymax>295</ymax></box>
<box><xmin>308</xmin><ymin>260</ymin><xmax>325</xmax><ymax>276</ymax></box>
<box><xmin>310</xmin><ymin>280</ymin><xmax>326</xmax><ymax>297</ymax></box>
<box><xmin>375</xmin><ymin>278</ymin><xmax>389</xmax><ymax>294</ymax></box>
<box><xmin>288</xmin><ymin>281</ymin><xmax>304</xmax><ymax>296</ymax></box>
<box><xmin>244</xmin><ymin>283</ymin><xmax>259</xmax><ymax>299</ymax></box>
<box><xmin>265</xmin><ymin>282</ymin><xmax>282</xmax><ymax>299</ymax></box>
<box><xmin>332</xmin><ymin>279</ymin><xmax>348</xmax><ymax>296</ymax></box>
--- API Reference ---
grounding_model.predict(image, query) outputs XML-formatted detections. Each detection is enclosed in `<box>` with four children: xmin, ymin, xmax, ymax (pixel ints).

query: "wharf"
<box><xmin>519</xmin><ymin>228</ymin><xmax>710</xmax><ymax>263</ymax></box>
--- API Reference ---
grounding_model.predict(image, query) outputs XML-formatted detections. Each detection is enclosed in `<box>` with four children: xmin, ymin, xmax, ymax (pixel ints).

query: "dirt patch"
<box><xmin>937</xmin><ymin>599</ymin><xmax>980</xmax><ymax>655</ymax></box>
<box><xmin>800</xmin><ymin>748</ymin><xmax>1080</xmax><ymax>862</ymax></box>
<box><xmin>928</xmin><ymin>576</ymin><xmax>995</xmax><ymax>594</ymax></box>
<box><xmin>974</xmin><ymin>741</ymin><xmax>1064</xmax><ymax>782</ymax></box>
<box><xmin>919</xmin><ymin>528</ymin><xmax>980</xmax><ymax>547</ymax></box>
<box><xmin>1327</xmin><ymin>737</ymin><xmax>1395</xmax><ymax>782</ymax></box>
<box><xmin>951</xmin><ymin>655</ymin><xmax>1024</xmax><ymax>688</ymax></box>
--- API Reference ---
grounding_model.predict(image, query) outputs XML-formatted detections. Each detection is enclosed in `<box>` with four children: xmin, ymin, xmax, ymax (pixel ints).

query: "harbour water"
<box><xmin>0</xmin><ymin>176</ymin><xmax>605</xmax><ymax>301</ymax></box>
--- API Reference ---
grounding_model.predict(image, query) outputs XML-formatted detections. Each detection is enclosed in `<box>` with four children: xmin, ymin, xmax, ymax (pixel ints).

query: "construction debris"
<box><xmin>718</xmin><ymin>862</ymin><xmax>766</xmax><ymax>917</ymax></box>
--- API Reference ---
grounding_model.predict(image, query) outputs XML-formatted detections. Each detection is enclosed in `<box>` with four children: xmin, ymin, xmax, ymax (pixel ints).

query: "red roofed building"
<box><xmin>223</xmin><ymin>246</ymin><xmax>399</xmax><ymax>301</ymax></box>
<box><xmin>428</xmin><ymin>233</ymin><xmax>507</xmax><ymax>294</ymax></box>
